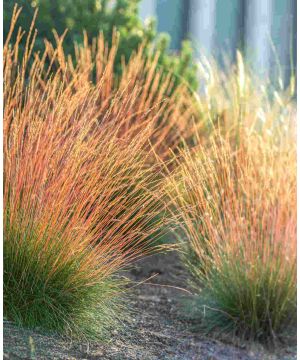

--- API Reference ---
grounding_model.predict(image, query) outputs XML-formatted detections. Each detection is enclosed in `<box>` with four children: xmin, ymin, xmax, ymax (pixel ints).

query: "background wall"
<box><xmin>139</xmin><ymin>0</ymin><xmax>297</xmax><ymax>84</ymax></box>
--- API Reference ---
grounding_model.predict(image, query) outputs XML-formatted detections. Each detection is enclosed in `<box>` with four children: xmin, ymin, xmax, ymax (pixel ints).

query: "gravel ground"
<box><xmin>4</xmin><ymin>252</ymin><xmax>297</xmax><ymax>360</ymax></box>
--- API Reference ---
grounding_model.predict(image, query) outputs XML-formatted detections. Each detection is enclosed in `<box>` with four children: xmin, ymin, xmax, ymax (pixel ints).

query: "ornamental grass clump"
<box><xmin>167</xmin><ymin>126</ymin><xmax>296</xmax><ymax>343</ymax></box>
<box><xmin>4</xmin><ymin>7</ymin><xmax>173</xmax><ymax>339</ymax></box>
<box><xmin>18</xmin><ymin>7</ymin><xmax>199</xmax><ymax>161</ymax></box>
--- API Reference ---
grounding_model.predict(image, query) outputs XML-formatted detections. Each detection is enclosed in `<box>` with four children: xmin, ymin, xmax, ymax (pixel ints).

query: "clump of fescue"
<box><xmin>4</xmin><ymin>6</ymin><xmax>175</xmax><ymax>339</ymax></box>
<box><xmin>30</xmin><ymin>11</ymin><xmax>200</xmax><ymax>161</ymax></box>
<box><xmin>166</xmin><ymin>114</ymin><xmax>296</xmax><ymax>342</ymax></box>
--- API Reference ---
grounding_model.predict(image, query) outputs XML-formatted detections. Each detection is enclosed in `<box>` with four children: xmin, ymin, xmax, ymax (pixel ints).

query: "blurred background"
<box><xmin>4</xmin><ymin>0</ymin><xmax>297</xmax><ymax>90</ymax></box>
<box><xmin>139</xmin><ymin>0</ymin><xmax>296</xmax><ymax>84</ymax></box>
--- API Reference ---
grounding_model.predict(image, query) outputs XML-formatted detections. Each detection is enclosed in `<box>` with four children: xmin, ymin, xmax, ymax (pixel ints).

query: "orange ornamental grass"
<box><xmin>15</xmin><ymin>7</ymin><xmax>200</xmax><ymax>161</ymax></box>
<box><xmin>166</xmin><ymin>127</ymin><xmax>296</xmax><ymax>342</ymax></box>
<box><xmin>4</xmin><ymin>6</ymin><xmax>174</xmax><ymax>338</ymax></box>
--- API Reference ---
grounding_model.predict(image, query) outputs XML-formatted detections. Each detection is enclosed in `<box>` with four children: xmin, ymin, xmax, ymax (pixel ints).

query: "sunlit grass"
<box><xmin>165</xmin><ymin>58</ymin><xmax>296</xmax><ymax>342</ymax></box>
<box><xmin>191</xmin><ymin>50</ymin><xmax>295</xmax><ymax>147</ymax></box>
<box><xmin>4</xmin><ymin>4</ymin><xmax>297</xmax><ymax>345</ymax></box>
<box><xmin>3</xmin><ymin>6</ymin><xmax>176</xmax><ymax>339</ymax></box>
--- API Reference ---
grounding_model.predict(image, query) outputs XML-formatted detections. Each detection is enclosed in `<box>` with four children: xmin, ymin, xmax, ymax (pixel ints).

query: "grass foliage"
<box><xmin>3</xmin><ymin>6</ymin><xmax>180</xmax><ymax>339</ymax></box>
<box><xmin>166</xmin><ymin>60</ymin><xmax>296</xmax><ymax>343</ymax></box>
<box><xmin>4</xmin><ymin>5</ymin><xmax>297</xmax><ymax>346</ymax></box>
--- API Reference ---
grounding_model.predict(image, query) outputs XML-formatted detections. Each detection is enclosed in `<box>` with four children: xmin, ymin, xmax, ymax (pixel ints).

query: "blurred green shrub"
<box><xmin>4</xmin><ymin>0</ymin><xmax>198</xmax><ymax>92</ymax></box>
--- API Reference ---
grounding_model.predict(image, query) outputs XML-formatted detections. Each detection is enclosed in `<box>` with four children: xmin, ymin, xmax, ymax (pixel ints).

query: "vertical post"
<box><xmin>245</xmin><ymin>0</ymin><xmax>273</xmax><ymax>78</ymax></box>
<box><xmin>187</xmin><ymin>0</ymin><xmax>217</xmax><ymax>57</ymax></box>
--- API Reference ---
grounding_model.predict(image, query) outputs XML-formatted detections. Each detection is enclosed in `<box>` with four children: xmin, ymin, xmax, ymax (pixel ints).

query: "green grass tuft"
<box><xmin>4</xmin><ymin>215</ymin><xmax>125</xmax><ymax>340</ymax></box>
